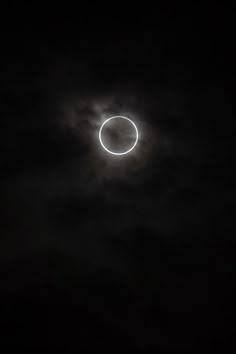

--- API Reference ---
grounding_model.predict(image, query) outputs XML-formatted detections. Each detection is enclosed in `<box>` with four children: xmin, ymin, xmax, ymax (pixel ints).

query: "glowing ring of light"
<box><xmin>99</xmin><ymin>116</ymin><xmax>138</xmax><ymax>155</ymax></box>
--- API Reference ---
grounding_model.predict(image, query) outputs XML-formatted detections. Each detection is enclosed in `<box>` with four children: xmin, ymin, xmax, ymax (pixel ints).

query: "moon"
<box><xmin>99</xmin><ymin>116</ymin><xmax>139</xmax><ymax>155</ymax></box>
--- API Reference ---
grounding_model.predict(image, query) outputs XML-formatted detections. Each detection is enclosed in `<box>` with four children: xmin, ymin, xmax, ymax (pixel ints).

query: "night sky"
<box><xmin>0</xmin><ymin>10</ymin><xmax>235</xmax><ymax>353</ymax></box>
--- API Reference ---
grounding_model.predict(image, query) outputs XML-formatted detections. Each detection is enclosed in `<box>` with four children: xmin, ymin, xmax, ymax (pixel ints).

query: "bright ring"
<box><xmin>99</xmin><ymin>116</ymin><xmax>138</xmax><ymax>155</ymax></box>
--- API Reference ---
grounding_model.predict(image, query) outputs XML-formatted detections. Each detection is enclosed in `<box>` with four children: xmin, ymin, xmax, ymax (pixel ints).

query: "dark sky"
<box><xmin>0</xmin><ymin>10</ymin><xmax>235</xmax><ymax>353</ymax></box>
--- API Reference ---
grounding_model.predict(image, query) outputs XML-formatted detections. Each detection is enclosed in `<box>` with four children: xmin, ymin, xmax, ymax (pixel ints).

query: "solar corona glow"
<box><xmin>99</xmin><ymin>116</ymin><xmax>138</xmax><ymax>155</ymax></box>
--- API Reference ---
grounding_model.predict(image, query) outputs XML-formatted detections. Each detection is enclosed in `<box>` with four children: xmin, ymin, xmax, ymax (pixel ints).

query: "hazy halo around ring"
<box><xmin>99</xmin><ymin>116</ymin><xmax>138</xmax><ymax>155</ymax></box>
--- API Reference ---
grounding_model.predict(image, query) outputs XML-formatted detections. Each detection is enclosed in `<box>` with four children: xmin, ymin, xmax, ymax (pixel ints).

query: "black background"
<box><xmin>0</xmin><ymin>8</ymin><xmax>235</xmax><ymax>353</ymax></box>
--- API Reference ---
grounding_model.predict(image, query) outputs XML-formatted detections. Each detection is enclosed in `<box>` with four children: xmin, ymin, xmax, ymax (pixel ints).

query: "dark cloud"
<box><xmin>0</xmin><ymin>18</ymin><xmax>235</xmax><ymax>352</ymax></box>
